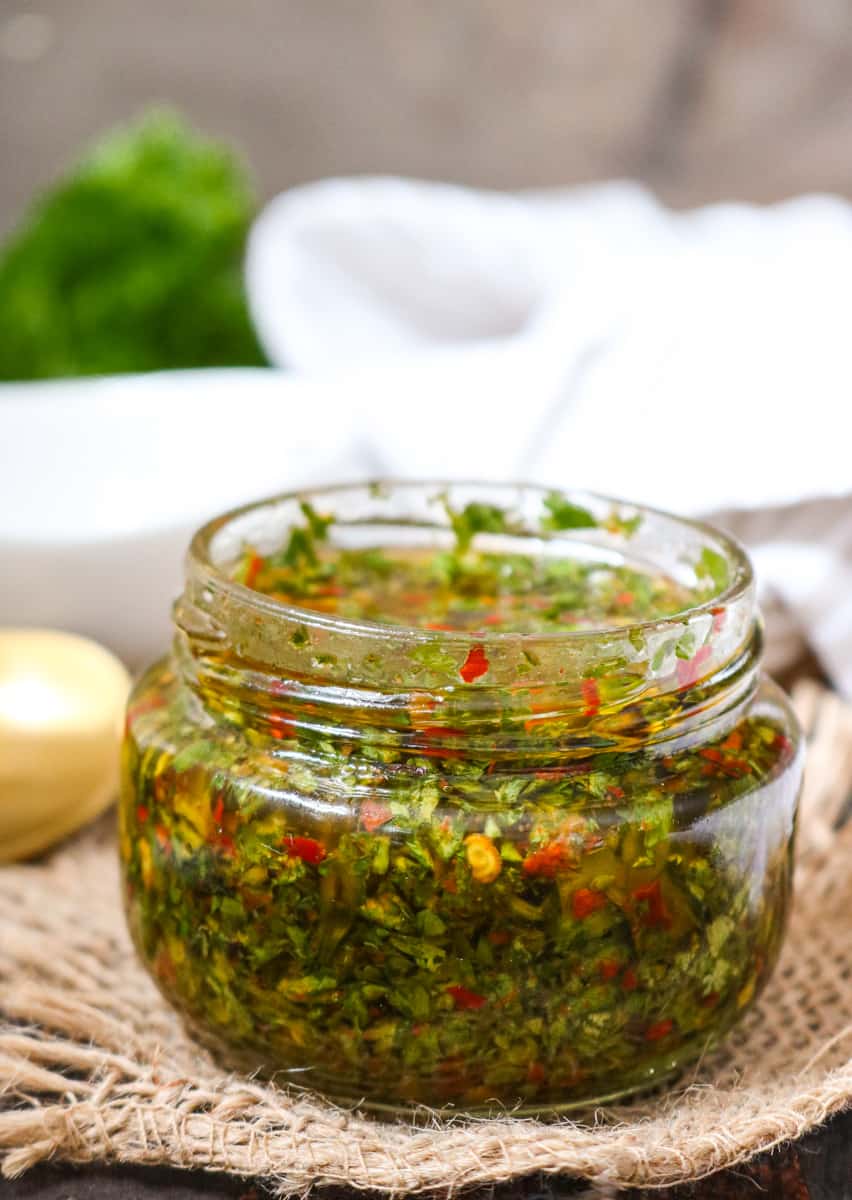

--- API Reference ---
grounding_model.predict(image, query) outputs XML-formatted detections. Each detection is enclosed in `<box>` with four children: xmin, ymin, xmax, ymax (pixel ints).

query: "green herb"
<box><xmin>541</xmin><ymin>492</ymin><xmax>598</xmax><ymax>531</ymax></box>
<box><xmin>0</xmin><ymin>110</ymin><xmax>266</xmax><ymax>380</ymax></box>
<box><xmin>697</xmin><ymin>546</ymin><xmax>730</xmax><ymax>593</ymax></box>
<box><xmin>444</xmin><ymin>499</ymin><xmax>514</xmax><ymax>554</ymax></box>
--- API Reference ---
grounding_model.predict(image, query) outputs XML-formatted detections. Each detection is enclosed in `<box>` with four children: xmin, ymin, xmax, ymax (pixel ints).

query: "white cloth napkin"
<box><xmin>246</xmin><ymin>177</ymin><xmax>852</xmax><ymax>694</ymax></box>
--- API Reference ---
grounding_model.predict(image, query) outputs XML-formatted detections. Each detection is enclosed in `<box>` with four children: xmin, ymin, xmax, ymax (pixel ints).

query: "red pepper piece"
<box><xmin>361</xmin><ymin>799</ymin><xmax>392</xmax><ymax>833</ymax></box>
<box><xmin>283</xmin><ymin>835</ymin><xmax>327</xmax><ymax>865</ymax></box>
<box><xmin>243</xmin><ymin>551</ymin><xmax>264</xmax><ymax>590</ymax></box>
<box><xmin>572</xmin><ymin>887</ymin><xmax>608</xmax><ymax>919</ymax></box>
<box><xmin>446</xmin><ymin>984</ymin><xmax>487</xmax><ymax>1011</ymax></box>
<box><xmin>459</xmin><ymin>643</ymin><xmax>489</xmax><ymax>683</ymax></box>
<box><xmin>522</xmin><ymin>840</ymin><xmax>567</xmax><ymax>878</ymax></box>
<box><xmin>633</xmin><ymin>879</ymin><xmax>672</xmax><ymax>929</ymax></box>
<box><xmin>699</xmin><ymin>747</ymin><xmax>750</xmax><ymax>777</ymax></box>
<box><xmin>212</xmin><ymin>795</ymin><xmax>225</xmax><ymax>828</ymax></box>
<box><xmin>269</xmin><ymin>710</ymin><xmax>296</xmax><ymax>740</ymax></box>
<box><xmin>774</xmin><ymin>732</ymin><xmax>793</xmax><ymax>757</ymax></box>
<box><xmin>135</xmin><ymin>805</ymin><xmax>149</xmax><ymax>824</ymax></box>
<box><xmin>599</xmin><ymin>959</ymin><xmax>621</xmax><ymax>981</ymax></box>
<box><xmin>676</xmin><ymin>644</ymin><xmax>712</xmax><ymax>689</ymax></box>
<box><xmin>580</xmin><ymin>677</ymin><xmax>600</xmax><ymax>717</ymax></box>
<box><xmin>527</xmin><ymin>1062</ymin><xmax>546</xmax><ymax>1084</ymax></box>
<box><xmin>621</xmin><ymin>967</ymin><xmax>639</xmax><ymax>991</ymax></box>
<box><xmin>645</xmin><ymin>1018</ymin><xmax>674</xmax><ymax>1041</ymax></box>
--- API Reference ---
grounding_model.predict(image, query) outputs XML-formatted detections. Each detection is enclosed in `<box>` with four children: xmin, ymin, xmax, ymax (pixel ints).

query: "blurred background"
<box><xmin>5</xmin><ymin>0</ymin><xmax>852</xmax><ymax>234</ymax></box>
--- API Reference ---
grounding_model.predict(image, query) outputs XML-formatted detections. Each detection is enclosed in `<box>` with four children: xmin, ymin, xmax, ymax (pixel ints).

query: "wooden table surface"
<box><xmin>2</xmin><ymin>1105</ymin><xmax>849</xmax><ymax>1200</ymax></box>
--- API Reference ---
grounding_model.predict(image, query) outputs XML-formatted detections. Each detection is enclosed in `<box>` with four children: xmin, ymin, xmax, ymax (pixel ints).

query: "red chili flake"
<box><xmin>401</xmin><ymin>591</ymin><xmax>431</xmax><ymax>606</ymax></box>
<box><xmin>212</xmin><ymin>795</ymin><xmax>225</xmax><ymax>828</ymax></box>
<box><xmin>243</xmin><ymin>552</ymin><xmax>264</xmax><ymax>590</ymax></box>
<box><xmin>722</xmin><ymin>730</ymin><xmax>743</xmax><ymax>751</ymax></box>
<box><xmin>572</xmin><ymin>887</ymin><xmax>608</xmax><ymax>919</ymax></box>
<box><xmin>482</xmin><ymin>613</ymin><xmax>504</xmax><ymax>626</ymax></box>
<box><xmin>488</xmin><ymin>930</ymin><xmax>511</xmax><ymax>946</ymax></box>
<box><xmin>699</xmin><ymin>747</ymin><xmax>750</xmax><ymax>777</ymax></box>
<box><xmin>459</xmin><ymin>643</ymin><xmax>489</xmax><ymax>683</ymax></box>
<box><xmin>135</xmin><ymin>805</ymin><xmax>149</xmax><ymax>824</ymax></box>
<box><xmin>420</xmin><ymin>725</ymin><xmax>464</xmax><ymax>739</ymax></box>
<box><xmin>361</xmin><ymin>799</ymin><xmax>392</xmax><ymax>833</ymax></box>
<box><xmin>614</xmin><ymin>591</ymin><xmax>635</xmax><ymax>607</ymax></box>
<box><xmin>645</xmin><ymin>1018</ymin><xmax>674</xmax><ymax>1042</ymax></box>
<box><xmin>580</xmin><ymin>678</ymin><xmax>601</xmax><ymax>718</ymax></box>
<box><xmin>269</xmin><ymin>710</ymin><xmax>296</xmax><ymax>740</ymax></box>
<box><xmin>676</xmin><ymin>644</ymin><xmax>712</xmax><ymax>689</ymax></box>
<box><xmin>621</xmin><ymin>967</ymin><xmax>639</xmax><ymax>991</ymax></box>
<box><xmin>447</xmin><ymin>985</ymin><xmax>487</xmax><ymax>1011</ymax></box>
<box><xmin>283</xmin><ymin>835</ymin><xmax>327</xmax><ymax>866</ymax></box>
<box><xmin>633</xmin><ymin>879</ymin><xmax>672</xmax><ymax>929</ymax></box>
<box><xmin>527</xmin><ymin>1062</ymin><xmax>546</xmax><ymax>1084</ymax></box>
<box><xmin>522</xmin><ymin>840</ymin><xmax>568</xmax><ymax>878</ymax></box>
<box><xmin>774</xmin><ymin>733</ymin><xmax>793</xmax><ymax>756</ymax></box>
<box><xmin>534</xmin><ymin>766</ymin><xmax>567</xmax><ymax>781</ymax></box>
<box><xmin>607</xmin><ymin>785</ymin><xmax>625</xmax><ymax>799</ymax></box>
<box><xmin>599</xmin><ymin>959</ymin><xmax>621</xmax><ymax>981</ymax></box>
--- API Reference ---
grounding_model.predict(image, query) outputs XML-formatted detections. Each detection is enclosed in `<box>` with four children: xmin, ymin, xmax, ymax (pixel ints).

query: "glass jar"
<box><xmin>120</xmin><ymin>482</ymin><xmax>803</xmax><ymax>1116</ymax></box>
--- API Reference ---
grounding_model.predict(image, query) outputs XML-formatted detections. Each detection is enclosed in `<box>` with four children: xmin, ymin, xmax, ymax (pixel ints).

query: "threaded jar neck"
<box><xmin>172</xmin><ymin>482</ymin><xmax>758</xmax><ymax>761</ymax></box>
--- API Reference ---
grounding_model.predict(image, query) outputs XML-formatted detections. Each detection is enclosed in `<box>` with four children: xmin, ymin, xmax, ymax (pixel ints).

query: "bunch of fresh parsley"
<box><xmin>0</xmin><ymin>110</ymin><xmax>267</xmax><ymax>379</ymax></box>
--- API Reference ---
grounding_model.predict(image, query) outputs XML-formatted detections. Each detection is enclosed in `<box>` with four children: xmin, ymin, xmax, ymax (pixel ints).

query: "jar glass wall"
<box><xmin>120</xmin><ymin>483</ymin><xmax>803</xmax><ymax>1115</ymax></box>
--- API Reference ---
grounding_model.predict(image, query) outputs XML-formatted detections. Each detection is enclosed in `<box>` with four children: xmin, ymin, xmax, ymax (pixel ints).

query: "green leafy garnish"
<box><xmin>696</xmin><ymin>546</ymin><xmax>730</xmax><ymax>594</ymax></box>
<box><xmin>0</xmin><ymin>109</ymin><xmax>266</xmax><ymax>380</ymax></box>
<box><xmin>541</xmin><ymin>492</ymin><xmax>598</xmax><ymax>532</ymax></box>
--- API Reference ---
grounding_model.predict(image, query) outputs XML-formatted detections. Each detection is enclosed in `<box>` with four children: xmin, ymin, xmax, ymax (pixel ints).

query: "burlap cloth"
<box><xmin>1</xmin><ymin>680</ymin><xmax>851</xmax><ymax>1195</ymax></box>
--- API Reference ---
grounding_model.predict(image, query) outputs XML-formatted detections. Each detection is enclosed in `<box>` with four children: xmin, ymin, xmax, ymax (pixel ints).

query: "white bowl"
<box><xmin>0</xmin><ymin>369</ymin><xmax>365</xmax><ymax>667</ymax></box>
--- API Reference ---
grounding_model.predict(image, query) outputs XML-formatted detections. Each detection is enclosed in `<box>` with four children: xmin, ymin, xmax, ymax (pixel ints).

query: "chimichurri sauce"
<box><xmin>120</xmin><ymin>498</ymin><xmax>799</xmax><ymax>1113</ymax></box>
<box><xmin>237</xmin><ymin>543</ymin><xmax>694</xmax><ymax>633</ymax></box>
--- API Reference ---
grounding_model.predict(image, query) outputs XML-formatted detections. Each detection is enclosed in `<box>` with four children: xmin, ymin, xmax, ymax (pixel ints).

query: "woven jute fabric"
<box><xmin>1</xmin><ymin>680</ymin><xmax>851</xmax><ymax>1195</ymax></box>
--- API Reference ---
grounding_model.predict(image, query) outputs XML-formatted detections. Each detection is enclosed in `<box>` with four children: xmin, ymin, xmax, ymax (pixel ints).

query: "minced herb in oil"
<box><xmin>120</xmin><ymin>495</ymin><xmax>799</xmax><ymax>1112</ymax></box>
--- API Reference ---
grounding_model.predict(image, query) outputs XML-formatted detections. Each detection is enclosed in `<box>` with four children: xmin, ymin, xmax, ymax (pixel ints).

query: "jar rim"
<box><xmin>187</xmin><ymin>479</ymin><xmax>754</xmax><ymax>651</ymax></box>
